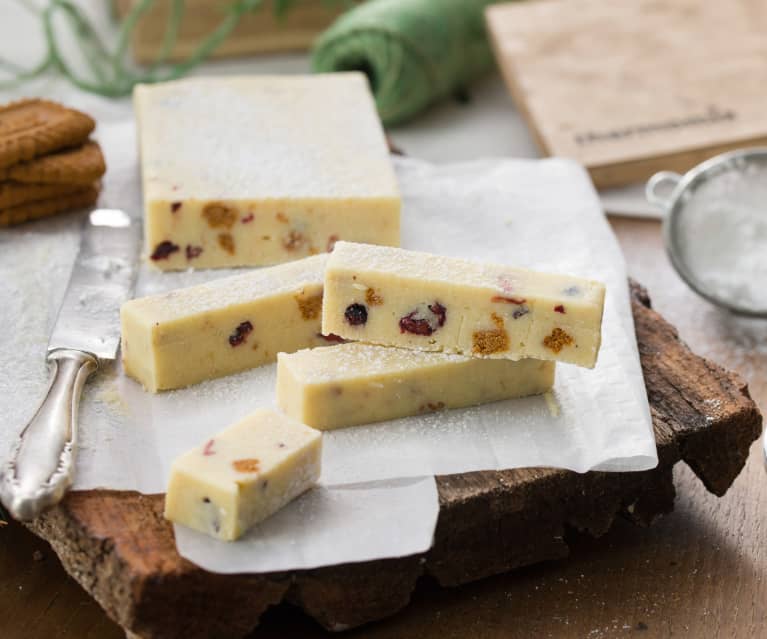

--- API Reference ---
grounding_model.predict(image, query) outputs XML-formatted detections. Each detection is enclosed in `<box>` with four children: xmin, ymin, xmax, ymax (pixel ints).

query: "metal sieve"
<box><xmin>647</xmin><ymin>149</ymin><xmax>767</xmax><ymax>466</ymax></box>
<box><xmin>646</xmin><ymin>148</ymin><xmax>767</xmax><ymax>318</ymax></box>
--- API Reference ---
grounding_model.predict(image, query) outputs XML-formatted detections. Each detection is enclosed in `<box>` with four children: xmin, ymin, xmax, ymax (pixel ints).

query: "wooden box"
<box><xmin>113</xmin><ymin>0</ymin><xmax>351</xmax><ymax>64</ymax></box>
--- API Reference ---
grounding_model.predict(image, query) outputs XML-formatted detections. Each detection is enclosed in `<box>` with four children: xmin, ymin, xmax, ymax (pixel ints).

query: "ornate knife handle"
<box><xmin>0</xmin><ymin>349</ymin><xmax>97</xmax><ymax>521</ymax></box>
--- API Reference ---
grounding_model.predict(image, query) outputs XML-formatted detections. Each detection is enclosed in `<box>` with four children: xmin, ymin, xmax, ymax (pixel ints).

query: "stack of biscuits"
<box><xmin>0</xmin><ymin>99</ymin><xmax>105</xmax><ymax>227</ymax></box>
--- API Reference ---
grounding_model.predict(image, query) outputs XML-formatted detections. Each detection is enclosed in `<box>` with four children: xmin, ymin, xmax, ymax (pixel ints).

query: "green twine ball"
<box><xmin>312</xmin><ymin>0</ymin><xmax>499</xmax><ymax>126</ymax></box>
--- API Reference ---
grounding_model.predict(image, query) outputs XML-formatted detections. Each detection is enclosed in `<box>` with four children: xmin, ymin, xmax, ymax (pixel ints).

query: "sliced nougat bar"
<box><xmin>134</xmin><ymin>74</ymin><xmax>400</xmax><ymax>270</ymax></box>
<box><xmin>164</xmin><ymin>409</ymin><xmax>322</xmax><ymax>541</ymax></box>
<box><xmin>121</xmin><ymin>254</ymin><xmax>335</xmax><ymax>392</ymax></box>
<box><xmin>277</xmin><ymin>343</ymin><xmax>555</xmax><ymax>430</ymax></box>
<box><xmin>322</xmin><ymin>242</ymin><xmax>606</xmax><ymax>368</ymax></box>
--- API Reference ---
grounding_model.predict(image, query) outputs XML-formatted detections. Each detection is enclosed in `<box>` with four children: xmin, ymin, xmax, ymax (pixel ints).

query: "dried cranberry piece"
<box><xmin>399</xmin><ymin>313</ymin><xmax>433</xmax><ymax>335</ymax></box>
<box><xmin>241</xmin><ymin>213</ymin><xmax>254</xmax><ymax>224</ymax></box>
<box><xmin>228</xmin><ymin>321</ymin><xmax>253</xmax><ymax>346</ymax></box>
<box><xmin>554</xmin><ymin>304</ymin><xmax>566</xmax><ymax>314</ymax></box>
<box><xmin>186</xmin><ymin>245</ymin><xmax>203</xmax><ymax>260</ymax></box>
<box><xmin>344</xmin><ymin>304</ymin><xmax>368</xmax><ymax>326</ymax></box>
<box><xmin>399</xmin><ymin>302</ymin><xmax>447</xmax><ymax>336</ymax></box>
<box><xmin>429</xmin><ymin>302</ymin><xmax>446</xmax><ymax>326</ymax></box>
<box><xmin>171</xmin><ymin>201</ymin><xmax>182</xmax><ymax>213</ymax></box>
<box><xmin>150</xmin><ymin>241</ymin><xmax>180</xmax><ymax>261</ymax></box>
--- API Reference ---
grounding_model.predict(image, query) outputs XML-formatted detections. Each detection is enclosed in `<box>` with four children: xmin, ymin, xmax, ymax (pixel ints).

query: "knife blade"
<box><xmin>0</xmin><ymin>209</ymin><xmax>141</xmax><ymax>520</ymax></box>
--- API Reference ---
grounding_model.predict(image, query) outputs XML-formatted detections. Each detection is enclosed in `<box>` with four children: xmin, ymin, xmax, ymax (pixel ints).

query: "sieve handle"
<box><xmin>646</xmin><ymin>171</ymin><xmax>682</xmax><ymax>209</ymax></box>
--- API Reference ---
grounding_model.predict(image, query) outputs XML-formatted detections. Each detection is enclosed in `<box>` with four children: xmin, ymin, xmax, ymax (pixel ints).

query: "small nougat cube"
<box><xmin>277</xmin><ymin>343</ymin><xmax>555</xmax><ymax>430</ymax></box>
<box><xmin>322</xmin><ymin>242</ymin><xmax>606</xmax><ymax>368</ymax></box>
<box><xmin>134</xmin><ymin>74</ymin><xmax>401</xmax><ymax>270</ymax></box>
<box><xmin>164</xmin><ymin>409</ymin><xmax>322</xmax><ymax>541</ymax></box>
<box><xmin>121</xmin><ymin>254</ymin><xmax>333</xmax><ymax>392</ymax></box>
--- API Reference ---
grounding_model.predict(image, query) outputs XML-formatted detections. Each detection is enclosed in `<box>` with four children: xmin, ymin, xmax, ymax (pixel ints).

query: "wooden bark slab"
<box><xmin>25</xmin><ymin>281</ymin><xmax>762</xmax><ymax>638</ymax></box>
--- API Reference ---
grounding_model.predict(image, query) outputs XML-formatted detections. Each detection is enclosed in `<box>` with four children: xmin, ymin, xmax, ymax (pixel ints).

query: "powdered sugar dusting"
<box><xmin>135</xmin><ymin>75</ymin><xmax>399</xmax><ymax>201</ymax></box>
<box><xmin>677</xmin><ymin>158</ymin><xmax>767</xmax><ymax>311</ymax></box>
<box><xmin>282</xmin><ymin>343</ymin><xmax>473</xmax><ymax>382</ymax></box>
<box><xmin>127</xmin><ymin>254</ymin><xmax>327</xmax><ymax>321</ymax></box>
<box><xmin>330</xmin><ymin>240</ymin><xmax>604</xmax><ymax>303</ymax></box>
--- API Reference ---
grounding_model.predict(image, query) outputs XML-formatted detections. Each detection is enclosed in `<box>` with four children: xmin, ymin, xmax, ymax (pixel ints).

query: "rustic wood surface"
<box><xmin>1</xmin><ymin>217</ymin><xmax>765</xmax><ymax>638</ymax></box>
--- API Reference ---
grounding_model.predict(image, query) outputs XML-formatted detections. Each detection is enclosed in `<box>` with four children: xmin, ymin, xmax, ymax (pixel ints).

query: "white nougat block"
<box><xmin>322</xmin><ymin>242</ymin><xmax>606</xmax><ymax>368</ymax></box>
<box><xmin>121</xmin><ymin>254</ymin><xmax>333</xmax><ymax>392</ymax></box>
<box><xmin>277</xmin><ymin>343</ymin><xmax>555</xmax><ymax>430</ymax></box>
<box><xmin>134</xmin><ymin>74</ymin><xmax>401</xmax><ymax>270</ymax></box>
<box><xmin>164</xmin><ymin>409</ymin><xmax>322</xmax><ymax>541</ymax></box>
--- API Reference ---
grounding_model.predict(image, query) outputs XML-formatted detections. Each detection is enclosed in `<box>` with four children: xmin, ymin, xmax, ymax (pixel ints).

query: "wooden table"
<box><xmin>1</xmin><ymin>217</ymin><xmax>765</xmax><ymax>638</ymax></box>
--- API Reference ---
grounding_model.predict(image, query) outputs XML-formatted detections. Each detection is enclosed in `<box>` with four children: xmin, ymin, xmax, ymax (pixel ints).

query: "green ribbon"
<box><xmin>311</xmin><ymin>0</ymin><xmax>498</xmax><ymax>125</ymax></box>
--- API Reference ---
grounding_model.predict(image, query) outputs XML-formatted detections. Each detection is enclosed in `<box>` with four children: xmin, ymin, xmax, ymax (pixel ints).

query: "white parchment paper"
<box><xmin>0</xmin><ymin>121</ymin><xmax>656</xmax><ymax>573</ymax></box>
<box><xmin>173</xmin><ymin>477</ymin><xmax>439</xmax><ymax>574</ymax></box>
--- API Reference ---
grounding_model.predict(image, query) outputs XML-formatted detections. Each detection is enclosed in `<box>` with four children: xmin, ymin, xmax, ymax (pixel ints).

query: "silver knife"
<box><xmin>0</xmin><ymin>209</ymin><xmax>141</xmax><ymax>520</ymax></box>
